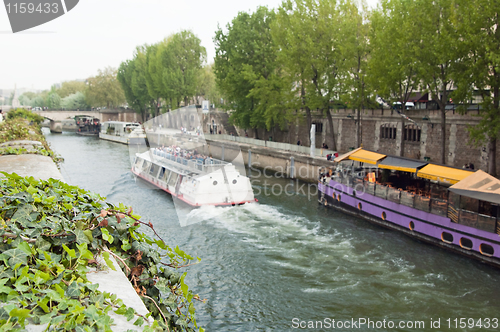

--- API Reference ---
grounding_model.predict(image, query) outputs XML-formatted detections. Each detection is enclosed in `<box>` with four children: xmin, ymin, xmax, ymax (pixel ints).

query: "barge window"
<box><xmin>357</xmin><ymin>202</ymin><xmax>362</xmax><ymax>210</ymax></box>
<box><xmin>459</xmin><ymin>237</ymin><xmax>473</xmax><ymax>250</ymax></box>
<box><xmin>381</xmin><ymin>211</ymin><xmax>387</xmax><ymax>220</ymax></box>
<box><xmin>409</xmin><ymin>221</ymin><xmax>415</xmax><ymax>230</ymax></box>
<box><xmin>441</xmin><ymin>232</ymin><xmax>454</xmax><ymax>243</ymax></box>
<box><xmin>480</xmin><ymin>244</ymin><xmax>494</xmax><ymax>256</ymax></box>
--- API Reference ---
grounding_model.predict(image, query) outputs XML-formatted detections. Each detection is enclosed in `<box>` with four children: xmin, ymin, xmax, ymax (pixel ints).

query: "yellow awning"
<box><xmin>417</xmin><ymin>164</ymin><xmax>474</xmax><ymax>184</ymax></box>
<box><xmin>349</xmin><ymin>150</ymin><xmax>386</xmax><ymax>164</ymax></box>
<box><xmin>334</xmin><ymin>147</ymin><xmax>362</xmax><ymax>163</ymax></box>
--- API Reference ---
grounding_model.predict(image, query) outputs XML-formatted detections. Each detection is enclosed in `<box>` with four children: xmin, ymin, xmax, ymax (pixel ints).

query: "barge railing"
<box><xmin>329</xmin><ymin>175</ymin><xmax>499</xmax><ymax>235</ymax></box>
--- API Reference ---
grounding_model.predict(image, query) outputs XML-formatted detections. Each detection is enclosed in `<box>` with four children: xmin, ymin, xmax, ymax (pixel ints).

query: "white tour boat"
<box><xmin>131</xmin><ymin>148</ymin><xmax>256</xmax><ymax>207</ymax></box>
<box><xmin>99</xmin><ymin>121</ymin><xmax>147</xmax><ymax>145</ymax></box>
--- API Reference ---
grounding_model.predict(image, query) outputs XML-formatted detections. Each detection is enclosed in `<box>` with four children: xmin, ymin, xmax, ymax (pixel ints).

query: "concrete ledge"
<box><xmin>0</xmin><ymin>154</ymin><xmax>64</xmax><ymax>181</ymax></box>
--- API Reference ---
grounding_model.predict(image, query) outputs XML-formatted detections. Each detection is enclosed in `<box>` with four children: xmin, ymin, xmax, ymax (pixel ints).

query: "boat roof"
<box><xmin>336</xmin><ymin>147</ymin><xmax>474</xmax><ymax>185</ymax></box>
<box><xmin>450</xmin><ymin>170</ymin><xmax>500</xmax><ymax>204</ymax></box>
<box><xmin>378</xmin><ymin>156</ymin><xmax>428</xmax><ymax>173</ymax></box>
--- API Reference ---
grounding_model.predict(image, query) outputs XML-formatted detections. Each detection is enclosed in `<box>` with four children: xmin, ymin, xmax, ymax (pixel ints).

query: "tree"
<box><xmin>144</xmin><ymin>43</ymin><xmax>164</xmax><ymax>117</ymax></box>
<box><xmin>85</xmin><ymin>67</ymin><xmax>126</xmax><ymax>109</ymax></box>
<box><xmin>368</xmin><ymin>0</ymin><xmax>422</xmax><ymax>157</ymax></box>
<box><xmin>214</xmin><ymin>6</ymin><xmax>280</xmax><ymax>136</ymax></box>
<box><xmin>273</xmin><ymin>0</ymin><xmax>361</xmax><ymax>148</ymax></box>
<box><xmin>56</xmin><ymin>80</ymin><xmax>86</xmax><ymax>98</ymax></box>
<box><xmin>18</xmin><ymin>94</ymin><xmax>31</xmax><ymax>106</ymax></box>
<box><xmin>341</xmin><ymin>0</ymin><xmax>375</xmax><ymax>148</ymax></box>
<box><xmin>118</xmin><ymin>46</ymin><xmax>155</xmax><ymax>122</ymax></box>
<box><xmin>197</xmin><ymin>63</ymin><xmax>223</xmax><ymax>107</ymax></box>
<box><xmin>414</xmin><ymin>0</ymin><xmax>462</xmax><ymax>164</ymax></box>
<box><xmin>452</xmin><ymin>0</ymin><xmax>500</xmax><ymax>176</ymax></box>
<box><xmin>161</xmin><ymin>30</ymin><xmax>206</xmax><ymax>108</ymax></box>
<box><xmin>61</xmin><ymin>92</ymin><xmax>89</xmax><ymax>110</ymax></box>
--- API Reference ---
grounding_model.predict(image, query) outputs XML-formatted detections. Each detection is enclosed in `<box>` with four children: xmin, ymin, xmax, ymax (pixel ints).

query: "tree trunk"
<box><xmin>400</xmin><ymin>116</ymin><xmax>405</xmax><ymax>157</ymax></box>
<box><xmin>254</xmin><ymin>128</ymin><xmax>259</xmax><ymax>139</ymax></box>
<box><xmin>300</xmin><ymin>82</ymin><xmax>312</xmax><ymax>146</ymax></box>
<box><xmin>488</xmin><ymin>137</ymin><xmax>497</xmax><ymax>176</ymax></box>
<box><xmin>305</xmin><ymin>107</ymin><xmax>312</xmax><ymax>147</ymax></box>
<box><xmin>326</xmin><ymin>108</ymin><xmax>337</xmax><ymax>150</ymax></box>
<box><xmin>356</xmin><ymin>107</ymin><xmax>361</xmax><ymax>147</ymax></box>
<box><xmin>440</xmin><ymin>109</ymin><xmax>446</xmax><ymax>164</ymax></box>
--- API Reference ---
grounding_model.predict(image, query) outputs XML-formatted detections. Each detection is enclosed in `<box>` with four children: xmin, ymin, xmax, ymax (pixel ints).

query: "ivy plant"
<box><xmin>0</xmin><ymin>172</ymin><xmax>204</xmax><ymax>331</ymax></box>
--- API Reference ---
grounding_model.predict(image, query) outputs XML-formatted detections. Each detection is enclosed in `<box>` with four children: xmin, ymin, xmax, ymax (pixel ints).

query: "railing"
<box><xmin>327</xmin><ymin>174</ymin><xmax>500</xmax><ymax>234</ymax></box>
<box><xmin>203</xmin><ymin>134</ymin><xmax>336</xmax><ymax>157</ymax></box>
<box><xmin>152</xmin><ymin>149</ymin><xmax>230</xmax><ymax>174</ymax></box>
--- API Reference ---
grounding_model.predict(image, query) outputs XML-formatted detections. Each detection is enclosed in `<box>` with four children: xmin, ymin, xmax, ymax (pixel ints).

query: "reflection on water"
<box><xmin>45</xmin><ymin>129</ymin><xmax>500</xmax><ymax>332</ymax></box>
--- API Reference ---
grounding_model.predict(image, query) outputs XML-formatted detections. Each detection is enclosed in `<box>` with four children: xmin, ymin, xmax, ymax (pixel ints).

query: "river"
<box><xmin>45</xmin><ymin>129</ymin><xmax>500</xmax><ymax>332</ymax></box>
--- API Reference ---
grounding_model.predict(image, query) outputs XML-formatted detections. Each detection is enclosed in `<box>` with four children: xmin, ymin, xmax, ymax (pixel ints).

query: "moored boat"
<box><xmin>131</xmin><ymin>146</ymin><xmax>255</xmax><ymax>207</ymax></box>
<box><xmin>76</xmin><ymin>116</ymin><xmax>100</xmax><ymax>136</ymax></box>
<box><xmin>99</xmin><ymin>121</ymin><xmax>147</xmax><ymax>145</ymax></box>
<box><xmin>318</xmin><ymin>148</ymin><xmax>500</xmax><ymax>268</ymax></box>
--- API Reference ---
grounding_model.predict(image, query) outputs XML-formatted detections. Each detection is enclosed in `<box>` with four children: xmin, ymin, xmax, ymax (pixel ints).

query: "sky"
<box><xmin>1</xmin><ymin>0</ymin><xmax>379</xmax><ymax>92</ymax></box>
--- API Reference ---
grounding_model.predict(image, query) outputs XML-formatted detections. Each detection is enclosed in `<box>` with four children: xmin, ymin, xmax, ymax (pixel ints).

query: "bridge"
<box><xmin>33</xmin><ymin>109</ymin><xmax>141</xmax><ymax>133</ymax></box>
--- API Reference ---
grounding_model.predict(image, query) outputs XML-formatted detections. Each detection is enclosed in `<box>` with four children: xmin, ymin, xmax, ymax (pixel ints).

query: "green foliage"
<box><xmin>196</xmin><ymin>64</ymin><xmax>223</xmax><ymax>107</ymax></box>
<box><xmin>160</xmin><ymin>31</ymin><xmax>207</xmax><ymax>108</ymax></box>
<box><xmin>56</xmin><ymin>81</ymin><xmax>87</xmax><ymax>99</ymax></box>
<box><xmin>0</xmin><ymin>117</ymin><xmax>63</xmax><ymax>168</ymax></box>
<box><xmin>214</xmin><ymin>6</ymin><xmax>282</xmax><ymax>130</ymax></box>
<box><xmin>5</xmin><ymin>109</ymin><xmax>44</xmax><ymax>125</ymax></box>
<box><xmin>85</xmin><ymin>67</ymin><xmax>126</xmax><ymax>109</ymax></box>
<box><xmin>118</xmin><ymin>46</ymin><xmax>155</xmax><ymax>122</ymax></box>
<box><xmin>61</xmin><ymin>92</ymin><xmax>90</xmax><ymax>110</ymax></box>
<box><xmin>0</xmin><ymin>174</ymin><xmax>204</xmax><ymax>331</ymax></box>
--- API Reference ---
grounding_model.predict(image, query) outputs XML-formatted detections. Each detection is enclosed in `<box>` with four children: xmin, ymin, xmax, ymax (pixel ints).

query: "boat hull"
<box><xmin>319</xmin><ymin>179</ymin><xmax>500</xmax><ymax>268</ymax></box>
<box><xmin>132</xmin><ymin>168</ymin><xmax>255</xmax><ymax>207</ymax></box>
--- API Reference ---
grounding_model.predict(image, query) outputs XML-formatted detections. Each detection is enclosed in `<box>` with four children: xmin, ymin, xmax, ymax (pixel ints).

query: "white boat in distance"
<box><xmin>99</xmin><ymin>121</ymin><xmax>147</xmax><ymax>145</ymax></box>
<box><xmin>132</xmin><ymin>147</ymin><xmax>256</xmax><ymax>207</ymax></box>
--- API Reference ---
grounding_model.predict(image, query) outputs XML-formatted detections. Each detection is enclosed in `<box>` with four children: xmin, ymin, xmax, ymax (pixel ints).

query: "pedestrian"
<box><xmin>297</xmin><ymin>139</ymin><xmax>301</xmax><ymax>146</ymax></box>
<box><xmin>322</xmin><ymin>142</ymin><xmax>328</xmax><ymax>149</ymax></box>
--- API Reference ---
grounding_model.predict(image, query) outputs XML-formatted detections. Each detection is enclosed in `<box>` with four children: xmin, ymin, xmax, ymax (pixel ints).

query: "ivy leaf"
<box><xmin>26</xmin><ymin>185</ymin><xmax>37</xmax><ymax>195</ymax></box>
<box><xmin>9</xmin><ymin>308</ymin><xmax>30</xmax><ymax>319</ymax></box>
<box><xmin>35</xmin><ymin>237</ymin><xmax>52</xmax><ymax>251</ymax></box>
<box><xmin>3</xmin><ymin>248</ymin><xmax>28</xmax><ymax>266</ymax></box>
<box><xmin>101</xmin><ymin>228</ymin><xmax>114</xmax><ymax>244</ymax></box>
<box><xmin>134</xmin><ymin>317</ymin><xmax>144</xmax><ymax>326</ymax></box>
<box><xmin>62</xmin><ymin>244</ymin><xmax>76</xmax><ymax>259</ymax></box>
<box><xmin>17</xmin><ymin>241</ymin><xmax>32</xmax><ymax>255</ymax></box>
<box><xmin>73</xmin><ymin>228</ymin><xmax>90</xmax><ymax>245</ymax></box>
<box><xmin>83</xmin><ymin>230</ymin><xmax>94</xmax><ymax>243</ymax></box>
<box><xmin>102</xmin><ymin>252</ymin><xmax>116</xmax><ymax>271</ymax></box>
<box><xmin>11</xmin><ymin>204</ymin><xmax>33</xmax><ymax>226</ymax></box>
<box><xmin>66</xmin><ymin>281</ymin><xmax>81</xmax><ymax>298</ymax></box>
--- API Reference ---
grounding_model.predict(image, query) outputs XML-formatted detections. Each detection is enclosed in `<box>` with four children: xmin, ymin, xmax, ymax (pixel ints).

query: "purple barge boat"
<box><xmin>318</xmin><ymin>148</ymin><xmax>500</xmax><ymax>268</ymax></box>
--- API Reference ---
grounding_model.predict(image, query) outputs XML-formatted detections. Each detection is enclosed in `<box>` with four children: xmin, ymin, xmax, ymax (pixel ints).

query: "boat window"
<box><xmin>441</xmin><ymin>232</ymin><xmax>454</xmax><ymax>243</ymax></box>
<box><xmin>430</xmin><ymin>183</ymin><xmax>448</xmax><ymax>200</ymax></box>
<box><xmin>480</xmin><ymin>244</ymin><xmax>494</xmax><ymax>256</ymax></box>
<box><xmin>163</xmin><ymin>169</ymin><xmax>171</xmax><ymax>181</ymax></box>
<box><xmin>460</xmin><ymin>196</ymin><xmax>479</xmax><ymax>213</ymax></box>
<box><xmin>168</xmin><ymin>173</ymin><xmax>178</xmax><ymax>186</ymax></box>
<box><xmin>159</xmin><ymin>167</ymin><xmax>165</xmax><ymax>179</ymax></box>
<box><xmin>149</xmin><ymin>164</ymin><xmax>158</xmax><ymax>176</ymax></box>
<box><xmin>232</xmin><ymin>179</ymin><xmax>237</xmax><ymax>184</ymax></box>
<box><xmin>409</xmin><ymin>221</ymin><xmax>415</xmax><ymax>230</ymax></box>
<box><xmin>459</xmin><ymin>237</ymin><xmax>473</xmax><ymax>250</ymax></box>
